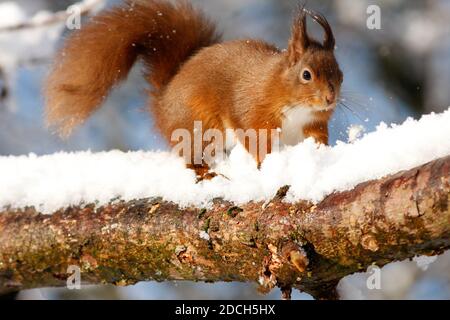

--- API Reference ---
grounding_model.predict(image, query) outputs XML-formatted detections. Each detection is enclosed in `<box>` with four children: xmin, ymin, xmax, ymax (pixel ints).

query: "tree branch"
<box><xmin>0</xmin><ymin>0</ymin><xmax>104</xmax><ymax>33</ymax></box>
<box><xmin>0</xmin><ymin>156</ymin><xmax>449</xmax><ymax>299</ymax></box>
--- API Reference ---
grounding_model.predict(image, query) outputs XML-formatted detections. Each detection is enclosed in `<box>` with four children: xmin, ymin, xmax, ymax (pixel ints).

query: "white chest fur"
<box><xmin>280</xmin><ymin>105</ymin><xmax>315</xmax><ymax>146</ymax></box>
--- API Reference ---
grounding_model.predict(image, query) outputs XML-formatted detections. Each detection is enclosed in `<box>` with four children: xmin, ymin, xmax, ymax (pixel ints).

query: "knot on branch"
<box><xmin>258</xmin><ymin>241</ymin><xmax>309</xmax><ymax>295</ymax></box>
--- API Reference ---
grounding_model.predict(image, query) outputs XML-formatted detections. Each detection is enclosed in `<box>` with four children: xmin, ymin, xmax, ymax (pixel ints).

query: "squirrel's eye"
<box><xmin>301</xmin><ymin>69</ymin><xmax>312</xmax><ymax>82</ymax></box>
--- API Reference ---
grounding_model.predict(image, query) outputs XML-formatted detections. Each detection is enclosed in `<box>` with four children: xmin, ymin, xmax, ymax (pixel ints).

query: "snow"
<box><xmin>0</xmin><ymin>2</ymin><xmax>28</xmax><ymax>28</ymax></box>
<box><xmin>413</xmin><ymin>255</ymin><xmax>438</xmax><ymax>271</ymax></box>
<box><xmin>0</xmin><ymin>2</ymin><xmax>63</xmax><ymax>67</ymax></box>
<box><xmin>0</xmin><ymin>1</ymin><xmax>104</xmax><ymax>111</ymax></box>
<box><xmin>0</xmin><ymin>2</ymin><xmax>62</xmax><ymax>111</ymax></box>
<box><xmin>0</xmin><ymin>108</ymin><xmax>449</xmax><ymax>214</ymax></box>
<box><xmin>199</xmin><ymin>231</ymin><xmax>211</xmax><ymax>241</ymax></box>
<box><xmin>347</xmin><ymin>124</ymin><xmax>365</xmax><ymax>143</ymax></box>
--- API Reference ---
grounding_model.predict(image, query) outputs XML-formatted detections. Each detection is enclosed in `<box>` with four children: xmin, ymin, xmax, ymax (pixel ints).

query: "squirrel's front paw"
<box><xmin>196</xmin><ymin>171</ymin><xmax>218</xmax><ymax>183</ymax></box>
<box><xmin>187</xmin><ymin>164</ymin><xmax>230</xmax><ymax>183</ymax></box>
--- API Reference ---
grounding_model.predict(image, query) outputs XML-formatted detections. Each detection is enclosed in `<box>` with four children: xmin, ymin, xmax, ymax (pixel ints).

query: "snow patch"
<box><xmin>347</xmin><ymin>124</ymin><xmax>365</xmax><ymax>143</ymax></box>
<box><xmin>413</xmin><ymin>255</ymin><xmax>438</xmax><ymax>271</ymax></box>
<box><xmin>199</xmin><ymin>231</ymin><xmax>211</xmax><ymax>241</ymax></box>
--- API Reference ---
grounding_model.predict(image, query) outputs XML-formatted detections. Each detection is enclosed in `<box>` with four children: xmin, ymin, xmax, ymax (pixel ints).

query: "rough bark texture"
<box><xmin>0</xmin><ymin>156</ymin><xmax>449</xmax><ymax>299</ymax></box>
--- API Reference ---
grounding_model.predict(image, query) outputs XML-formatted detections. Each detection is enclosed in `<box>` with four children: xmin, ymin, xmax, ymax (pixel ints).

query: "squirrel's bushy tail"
<box><xmin>45</xmin><ymin>0</ymin><xmax>219</xmax><ymax>136</ymax></box>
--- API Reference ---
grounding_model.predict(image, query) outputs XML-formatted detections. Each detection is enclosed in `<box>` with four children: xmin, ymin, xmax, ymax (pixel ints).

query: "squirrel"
<box><xmin>45</xmin><ymin>0</ymin><xmax>343</xmax><ymax>178</ymax></box>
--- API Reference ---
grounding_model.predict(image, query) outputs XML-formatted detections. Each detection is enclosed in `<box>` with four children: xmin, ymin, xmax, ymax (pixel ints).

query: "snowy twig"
<box><xmin>0</xmin><ymin>0</ymin><xmax>104</xmax><ymax>33</ymax></box>
<box><xmin>0</xmin><ymin>156</ymin><xmax>448</xmax><ymax>299</ymax></box>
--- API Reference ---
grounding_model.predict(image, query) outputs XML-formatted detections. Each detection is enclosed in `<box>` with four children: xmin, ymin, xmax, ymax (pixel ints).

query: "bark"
<box><xmin>0</xmin><ymin>156</ymin><xmax>449</xmax><ymax>299</ymax></box>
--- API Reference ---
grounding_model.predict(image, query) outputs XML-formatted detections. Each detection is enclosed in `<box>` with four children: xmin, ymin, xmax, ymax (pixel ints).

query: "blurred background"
<box><xmin>0</xmin><ymin>0</ymin><xmax>449</xmax><ymax>300</ymax></box>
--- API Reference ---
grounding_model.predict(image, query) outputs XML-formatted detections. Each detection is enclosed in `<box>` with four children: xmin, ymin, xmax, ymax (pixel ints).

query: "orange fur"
<box><xmin>45</xmin><ymin>1</ymin><xmax>343</xmax><ymax>174</ymax></box>
<box><xmin>45</xmin><ymin>0</ymin><xmax>219</xmax><ymax>137</ymax></box>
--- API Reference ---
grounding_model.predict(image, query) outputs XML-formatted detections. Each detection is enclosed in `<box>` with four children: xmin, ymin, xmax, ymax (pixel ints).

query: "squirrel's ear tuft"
<box><xmin>304</xmin><ymin>9</ymin><xmax>335</xmax><ymax>51</ymax></box>
<box><xmin>288</xmin><ymin>6</ymin><xmax>309</xmax><ymax>66</ymax></box>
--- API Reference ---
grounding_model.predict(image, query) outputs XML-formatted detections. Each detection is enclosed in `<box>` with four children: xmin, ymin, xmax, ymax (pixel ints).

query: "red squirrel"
<box><xmin>45</xmin><ymin>0</ymin><xmax>343</xmax><ymax>178</ymax></box>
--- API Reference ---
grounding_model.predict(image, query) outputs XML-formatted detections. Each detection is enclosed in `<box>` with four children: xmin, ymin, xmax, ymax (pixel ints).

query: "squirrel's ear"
<box><xmin>288</xmin><ymin>7</ymin><xmax>309</xmax><ymax>65</ymax></box>
<box><xmin>304</xmin><ymin>9</ymin><xmax>335</xmax><ymax>51</ymax></box>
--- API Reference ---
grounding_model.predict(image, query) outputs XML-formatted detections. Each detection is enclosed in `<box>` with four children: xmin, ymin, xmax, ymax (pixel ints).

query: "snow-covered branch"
<box><xmin>0</xmin><ymin>0</ymin><xmax>105</xmax><ymax>112</ymax></box>
<box><xmin>0</xmin><ymin>0</ymin><xmax>104</xmax><ymax>33</ymax></box>
<box><xmin>0</xmin><ymin>109</ymin><xmax>449</xmax><ymax>299</ymax></box>
<box><xmin>1</xmin><ymin>109</ymin><xmax>450</xmax><ymax>212</ymax></box>
<box><xmin>0</xmin><ymin>155</ymin><xmax>448</xmax><ymax>299</ymax></box>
